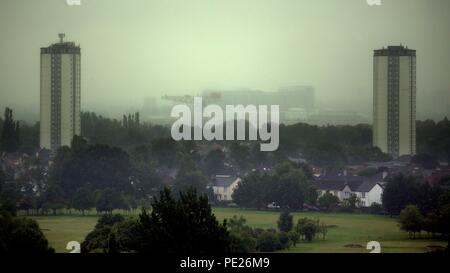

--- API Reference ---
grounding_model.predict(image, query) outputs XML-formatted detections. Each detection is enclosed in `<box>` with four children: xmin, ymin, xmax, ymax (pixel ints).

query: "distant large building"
<box><xmin>40</xmin><ymin>34</ymin><xmax>81</xmax><ymax>151</ymax></box>
<box><xmin>373</xmin><ymin>45</ymin><xmax>416</xmax><ymax>158</ymax></box>
<box><xmin>201</xmin><ymin>86</ymin><xmax>315</xmax><ymax>124</ymax></box>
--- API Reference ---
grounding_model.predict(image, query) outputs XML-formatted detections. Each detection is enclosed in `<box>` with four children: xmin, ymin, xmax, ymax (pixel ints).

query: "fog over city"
<box><xmin>1</xmin><ymin>0</ymin><xmax>449</xmax><ymax>123</ymax></box>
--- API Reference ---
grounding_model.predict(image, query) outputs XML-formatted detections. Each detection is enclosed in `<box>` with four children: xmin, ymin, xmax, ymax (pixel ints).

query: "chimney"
<box><xmin>58</xmin><ymin>33</ymin><xmax>65</xmax><ymax>43</ymax></box>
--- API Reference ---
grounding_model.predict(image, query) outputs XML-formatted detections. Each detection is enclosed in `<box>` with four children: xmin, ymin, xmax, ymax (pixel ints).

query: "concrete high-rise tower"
<box><xmin>40</xmin><ymin>34</ymin><xmax>81</xmax><ymax>151</ymax></box>
<box><xmin>373</xmin><ymin>45</ymin><xmax>416</xmax><ymax>158</ymax></box>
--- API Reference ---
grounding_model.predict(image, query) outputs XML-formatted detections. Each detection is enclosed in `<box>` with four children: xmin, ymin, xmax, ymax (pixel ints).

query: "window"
<box><xmin>361</xmin><ymin>192</ymin><xmax>366</xmax><ymax>198</ymax></box>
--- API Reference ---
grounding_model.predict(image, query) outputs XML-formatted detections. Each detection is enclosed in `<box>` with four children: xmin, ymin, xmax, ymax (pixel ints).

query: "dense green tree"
<box><xmin>42</xmin><ymin>184</ymin><xmax>66</xmax><ymax>215</ymax></box>
<box><xmin>416</xmin><ymin>118</ymin><xmax>450</xmax><ymax>162</ymax></box>
<box><xmin>204</xmin><ymin>148</ymin><xmax>225</xmax><ymax>174</ymax></box>
<box><xmin>296</xmin><ymin>218</ymin><xmax>319</xmax><ymax>242</ymax></box>
<box><xmin>269</xmin><ymin>163</ymin><xmax>311</xmax><ymax>210</ymax></box>
<box><xmin>149</xmin><ymin>138</ymin><xmax>178</xmax><ymax>167</ymax></box>
<box><xmin>133</xmin><ymin>187</ymin><xmax>230</xmax><ymax>253</ymax></box>
<box><xmin>382</xmin><ymin>174</ymin><xmax>422</xmax><ymax>216</ymax></box>
<box><xmin>81</xmin><ymin>214</ymin><xmax>127</xmax><ymax>253</ymax></box>
<box><xmin>417</xmin><ymin>182</ymin><xmax>443</xmax><ymax>215</ymax></box>
<box><xmin>277</xmin><ymin>211</ymin><xmax>294</xmax><ymax>232</ymax></box>
<box><xmin>130</xmin><ymin>145</ymin><xmax>163</xmax><ymax>199</ymax></box>
<box><xmin>95</xmin><ymin>188</ymin><xmax>126</xmax><ymax>214</ymax></box>
<box><xmin>50</xmin><ymin>141</ymin><xmax>133</xmax><ymax>200</ymax></box>
<box><xmin>232</xmin><ymin>171</ymin><xmax>270</xmax><ymax>209</ymax></box>
<box><xmin>229</xmin><ymin>142</ymin><xmax>250</xmax><ymax>169</ymax></box>
<box><xmin>233</xmin><ymin>162</ymin><xmax>316</xmax><ymax>210</ymax></box>
<box><xmin>173</xmin><ymin>159</ymin><xmax>208</xmax><ymax>196</ymax></box>
<box><xmin>72</xmin><ymin>186</ymin><xmax>95</xmax><ymax>215</ymax></box>
<box><xmin>399</xmin><ymin>205</ymin><xmax>424</xmax><ymax>239</ymax></box>
<box><xmin>0</xmin><ymin>211</ymin><xmax>54</xmax><ymax>253</ymax></box>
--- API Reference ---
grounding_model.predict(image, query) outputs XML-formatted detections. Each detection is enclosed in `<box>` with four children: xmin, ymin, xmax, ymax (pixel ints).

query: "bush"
<box><xmin>227</xmin><ymin>216</ymin><xmax>257</xmax><ymax>253</ymax></box>
<box><xmin>228</xmin><ymin>215</ymin><xmax>295</xmax><ymax>253</ymax></box>
<box><xmin>277</xmin><ymin>211</ymin><xmax>293</xmax><ymax>232</ymax></box>
<box><xmin>288</xmin><ymin>231</ymin><xmax>300</xmax><ymax>246</ymax></box>
<box><xmin>277</xmin><ymin>231</ymin><xmax>292</xmax><ymax>249</ymax></box>
<box><xmin>256</xmin><ymin>231</ymin><xmax>282</xmax><ymax>252</ymax></box>
<box><xmin>295</xmin><ymin>217</ymin><xmax>327</xmax><ymax>242</ymax></box>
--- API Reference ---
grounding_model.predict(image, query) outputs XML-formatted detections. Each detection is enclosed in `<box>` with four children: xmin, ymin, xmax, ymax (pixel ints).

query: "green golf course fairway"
<box><xmin>31</xmin><ymin>208</ymin><xmax>447</xmax><ymax>253</ymax></box>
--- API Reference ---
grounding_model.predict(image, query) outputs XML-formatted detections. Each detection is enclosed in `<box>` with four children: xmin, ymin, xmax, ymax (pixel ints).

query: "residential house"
<box><xmin>211</xmin><ymin>175</ymin><xmax>241</xmax><ymax>202</ymax></box>
<box><xmin>315</xmin><ymin>175</ymin><xmax>384</xmax><ymax>207</ymax></box>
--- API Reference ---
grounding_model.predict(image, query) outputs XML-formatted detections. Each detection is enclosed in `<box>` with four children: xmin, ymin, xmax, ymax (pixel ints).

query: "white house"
<box><xmin>316</xmin><ymin>175</ymin><xmax>384</xmax><ymax>208</ymax></box>
<box><xmin>211</xmin><ymin>175</ymin><xmax>242</xmax><ymax>201</ymax></box>
<box><xmin>353</xmin><ymin>181</ymin><xmax>384</xmax><ymax>207</ymax></box>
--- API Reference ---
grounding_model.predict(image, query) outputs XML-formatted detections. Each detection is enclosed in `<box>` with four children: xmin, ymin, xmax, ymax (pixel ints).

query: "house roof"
<box><xmin>213</xmin><ymin>175</ymin><xmax>239</xmax><ymax>188</ymax></box>
<box><xmin>316</xmin><ymin>180</ymin><xmax>348</xmax><ymax>191</ymax></box>
<box><xmin>356</xmin><ymin>180</ymin><xmax>380</xmax><ymax>192</ymax></box>
<box><xmin>315</xmin><ymin>175</ymin><xmax>379</xmax><ymax>192</ymax></box>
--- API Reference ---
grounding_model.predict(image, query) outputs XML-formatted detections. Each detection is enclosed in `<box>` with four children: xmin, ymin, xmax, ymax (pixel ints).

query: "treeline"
<box><xmin>5</xmin><ymin>137</ymin><xmax>193</xmax><ymax>215</ymax></box>
<box><xmin>382</xmin><ymin>174</ymin><xmax>450</xmax><ymax>216</ymax></box>
<box><xmin>382</xmin><ymin>174</ymin><xmax>450</xmax><ymax>241</ymax></box>
<box><xmin>2</xmin><ymin>107</ymin><xmax>450</xmax><ymax>166</ymax></box>
<box><xmin>81</xmin><ymin>112</ymin><xmax>170</xmax><ymax>149</ymax></box>
<box><xmin>2</xmin><ymin>132</ymin><xmax>229</xmax><ymax>216</ymax></box>
<box><xmin>416</xmin><ymin>118</ymin><xmax>450</xmax><ymax>162</ymax></box>
<box><xmin>279</xmin><ymin>123</ymin><xmax>389</xmax><ymax>166</ymax></box>
<box><xmin>0</xmin><ymin>107</ymin><xmax>39</xmax><ymax>155</ymax></box>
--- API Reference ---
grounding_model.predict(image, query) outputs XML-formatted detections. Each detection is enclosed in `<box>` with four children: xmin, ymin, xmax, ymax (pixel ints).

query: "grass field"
<box><xmin>31</xmin><ymin>208</ymin><xmax>447</xmax><ymax>253</ymax></box>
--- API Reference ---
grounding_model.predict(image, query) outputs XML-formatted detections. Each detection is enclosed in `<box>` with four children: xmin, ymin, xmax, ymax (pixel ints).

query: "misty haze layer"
<box><xmin>0</xmin><ymin>0</ymin><xmax>449</xmax><ymax>122</ymax></box>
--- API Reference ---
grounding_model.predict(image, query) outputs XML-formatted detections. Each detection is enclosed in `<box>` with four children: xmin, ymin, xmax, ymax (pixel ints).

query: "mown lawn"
<box><xmin>31</xmin><ymin>208</ymin><xmax>447</xmax><ymax>253</ymax></box>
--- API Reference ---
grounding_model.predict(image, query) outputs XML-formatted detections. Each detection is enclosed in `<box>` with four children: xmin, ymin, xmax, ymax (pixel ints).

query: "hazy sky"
<box><xmin>0</xmin><ymin>0</ymin><xmax>449</xmax><ymax>122</ymax></box>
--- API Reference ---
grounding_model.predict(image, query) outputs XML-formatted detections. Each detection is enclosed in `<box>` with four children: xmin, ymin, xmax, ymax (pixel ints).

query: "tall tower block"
<box><xmin>40</xmin><ymin>34</ymin><xmax>81</xmax><ymax>151</ymax></box>
<box><xmin>373</xmin><ymin>45</ymin><xmax>416</xmax><ymax>158</ymax></box>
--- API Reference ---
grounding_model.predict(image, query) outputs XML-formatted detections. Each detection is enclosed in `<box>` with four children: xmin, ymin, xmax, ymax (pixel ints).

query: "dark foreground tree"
<box><xmin>83</xmin><ymin>188</ymin><xmax>231</xmax><ymax>253</ymax></box>
<box><xmin>134</xmin><ymin>187</ymin><xmax>230</xmax><ymax>253</ymax></box>
<box><xmin>0</xmin><ymin>210</ymin><xmax>54</xmax><ymax>253</ymax></box>
<box><xmin>81</xmin><ymin>214</ymin><xmax>129</xmax><ymax>253</ymax></box>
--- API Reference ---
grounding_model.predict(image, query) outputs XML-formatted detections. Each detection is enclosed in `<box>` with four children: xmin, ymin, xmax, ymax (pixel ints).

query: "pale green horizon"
<box><xmin>0</xmin><ymin>0</ymin><xmax>449</xmax><ymax>122</ymax></box>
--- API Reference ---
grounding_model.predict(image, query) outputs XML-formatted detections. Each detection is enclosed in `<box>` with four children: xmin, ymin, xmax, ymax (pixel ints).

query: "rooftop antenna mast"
<box><xmin>58</xmin><ymin>33</ymin><xmax>65</xmax><ymax>43</ymax></box>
